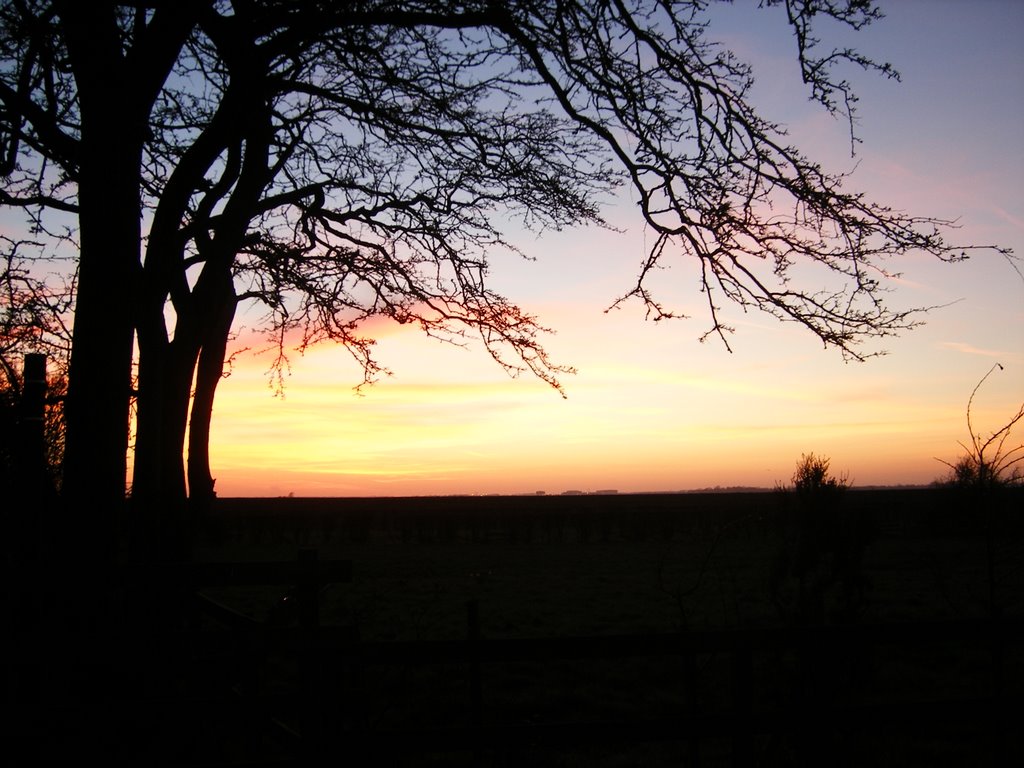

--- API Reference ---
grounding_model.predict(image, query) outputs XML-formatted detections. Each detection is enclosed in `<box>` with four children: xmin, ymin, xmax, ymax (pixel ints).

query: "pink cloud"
<box><xmin>937</xmin><ymin>341</ymin><xmax>1004</xmax><ymax>358</ymax></box>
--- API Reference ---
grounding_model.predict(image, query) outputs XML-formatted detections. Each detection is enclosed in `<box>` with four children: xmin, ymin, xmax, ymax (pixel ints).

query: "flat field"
<box><xmin>182</xmin><ymin>489</ymin><xmax>1022</xmax><ymax>766</ymax></box>
<box><xmin>201</xmin><ymin>489</ymin><xmax>1023</xmax><ymax>633</ymax></box>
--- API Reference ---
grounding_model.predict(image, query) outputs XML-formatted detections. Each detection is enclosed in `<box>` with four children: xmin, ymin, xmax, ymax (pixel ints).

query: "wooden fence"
<box><xmin>343</xmin><ymin>608</ymin><xmax>1020</xmax><ymax>765</ymax></box>
<box><xmin>9</xmin><ymin>550</ymin><xmax>354</xmax><ymax>766</ymax></box>
<box><xmin>13</xmin><ymin>564</ymin><xmax>1019</xmax><ymax>766</ymax></box>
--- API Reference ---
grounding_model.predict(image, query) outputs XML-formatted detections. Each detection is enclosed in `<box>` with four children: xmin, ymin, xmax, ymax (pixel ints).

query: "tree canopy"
<box><xmin>0</xmin><ymin>1</ymin><xmax>1009</xmax><ymax>556</ymax></box>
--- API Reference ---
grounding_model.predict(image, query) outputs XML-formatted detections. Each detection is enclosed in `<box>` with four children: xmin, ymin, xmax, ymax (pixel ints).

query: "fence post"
<box><xmin>7</xmin><ymin>354</ymin><xmax>47</xmax><ymax>768</ymax></box>
<box><xmin>17</xmin><ymin>353</ymin><xmax>48</xmax><ymax>495</ymax></box>
<box><xmin>467</xmin><ymin>600</ymin><xmax>483</xmax><ymax>762</ymax></box>
<box><xmin>296</xmin><ymin>548</ymin><xmax>320</xmax><ymax>628</ymax></box>
<box><xmin>9</xmin><ymin>354</ymin><xmax>47</xmax><ymax>613</ymax></box>
<box><xmin>989</xmin><ymin>613</ymin><xmax>1006</xmax><ymax>763</ymax></box>
<box><xmin>296</xmin><ymin>549</ymin><xmax>323</xmax><ymax>760</ymax></box>
<box><xmin>683</xmin><ymin>648</ymin><xmax>701</xmax><ymax>767</ymax></box>
<box><xmin>731</xmin><ymin>640</ymin><xmax>753</xmax><ymax>767</ymax></box>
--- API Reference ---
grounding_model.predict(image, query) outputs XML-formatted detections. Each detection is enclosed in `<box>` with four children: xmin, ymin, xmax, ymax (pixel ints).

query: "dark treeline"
<box><xmin>205</xmin><ymin>487</ymin><xmax>1023</xmax><ymax>547</ymax></box>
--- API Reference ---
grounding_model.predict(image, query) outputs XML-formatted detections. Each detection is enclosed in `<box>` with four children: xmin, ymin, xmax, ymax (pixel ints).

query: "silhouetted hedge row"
<box><xmin>202</xmin><ymin>487</ymin><xmax>1022</xmax><ymax>547</ymax></box>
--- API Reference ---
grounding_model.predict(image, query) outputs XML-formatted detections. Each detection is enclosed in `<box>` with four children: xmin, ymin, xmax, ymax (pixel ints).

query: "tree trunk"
<box><xmin>59</xmin><ymin>58</ymin><xmax>142</xmax><ymax>567</ymax></box>
<box><xmin>188</xmin><ymin>279</ymin><xmax>238</xmax><ymax>509</ymax></box>
<box><xmin>128</xmin><ymin>17</ymin><xmax>269</xmax><ymax>553</ymax></box>
<box><xmin>132</xmin><ymin>264</ymin><xmax>237</xmax><ymax>558</ymax></box>
<box><xmin>56</xmin><ymin>3</ymin><xmax>197</xmax><ymax>563</ymax></box>
<box><xmin>130</xmin><ymin>331</ymin><xmax>196</xmax><ymax>559</ymax></box>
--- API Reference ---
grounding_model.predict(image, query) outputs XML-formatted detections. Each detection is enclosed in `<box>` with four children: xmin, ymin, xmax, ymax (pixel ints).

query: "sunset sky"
<box><xmin>208</xmin><ymin>0</ymin><xmax>1024</xmax><ymax>498</ymax></box>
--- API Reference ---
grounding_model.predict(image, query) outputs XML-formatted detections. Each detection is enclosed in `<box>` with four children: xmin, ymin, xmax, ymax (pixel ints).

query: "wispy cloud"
<box><xmin>994</xmin><ymin>207</ymin><xmax>1024</xmax><ymax>232</ymax></box>
<box><xmin>937</xmin><ymin>341</ymin><xmax>1004</xmax><ymax>358</ymax></box>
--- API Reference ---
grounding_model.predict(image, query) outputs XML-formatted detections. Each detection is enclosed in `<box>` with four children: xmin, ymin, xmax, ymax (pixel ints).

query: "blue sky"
<box><xmin>209</xmin><ymin>1</ymin><xmax>1024</xmax><ymax>496</ymax></box>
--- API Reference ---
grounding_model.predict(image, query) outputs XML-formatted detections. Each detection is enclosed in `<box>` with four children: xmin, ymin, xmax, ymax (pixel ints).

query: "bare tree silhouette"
<box><xmin>937</xmin><ymin>364</ymin><xmax>1024</xmax><ymax>489</ymax></box>
<box><xmin>0</xmin><ymin>2</ymin><xmax>1011</xmax><ymax>555</ymax></box>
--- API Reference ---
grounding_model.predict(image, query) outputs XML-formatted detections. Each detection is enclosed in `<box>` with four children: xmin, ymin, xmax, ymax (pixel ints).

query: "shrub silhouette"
<box><xmin>791</xmin><ymin>452</ymin><xmax>850</xmax><ymax>496</ymax></box>
<box><xmin>771</xmin><ymin>453</ymin><xmax>872</xmax><ymax>625</ymax></box>
<box><xmin>936</xmin><ymin>364</ymin><xmax>1023</xmax><ymax>489</ymax></box>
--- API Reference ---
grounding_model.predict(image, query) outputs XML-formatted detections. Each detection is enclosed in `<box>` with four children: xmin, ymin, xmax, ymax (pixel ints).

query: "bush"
<box><xmin>772</xmin><ymin>453</ymin><xmax>870</xmax><ymax>624</ymax></box>
<box><xmin>790</xmin><ymin>452</ymin><xmax>850</xmax><ymax>496</ymax></box>
<box><xmin>936</xmin><ymin>364</ymin><xmax>1023</xmax><ymax>490</ymax></box>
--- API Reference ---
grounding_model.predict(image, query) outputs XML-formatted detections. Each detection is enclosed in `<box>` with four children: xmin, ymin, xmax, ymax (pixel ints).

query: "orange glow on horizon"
<box><xmin>204</xmin><ymin>311</ymin><xmax>1023</xmax><ymax>497</ymax></box>
<box><xmin>195</xmin><ymin>2</ymin><xmax>1023</xmax><ymax>498</ymax></box>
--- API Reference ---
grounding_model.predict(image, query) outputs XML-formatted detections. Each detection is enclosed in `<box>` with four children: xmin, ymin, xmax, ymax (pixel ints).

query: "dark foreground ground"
<box><xmin>205</xmin><ymin>488</ymin><xmax>1023</xmax><ymax>633</ymax></box>
<box><xmin>16</xmin><ymin>488</ymin><xmax>1024</xmax><ymax>766</ymax></box>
